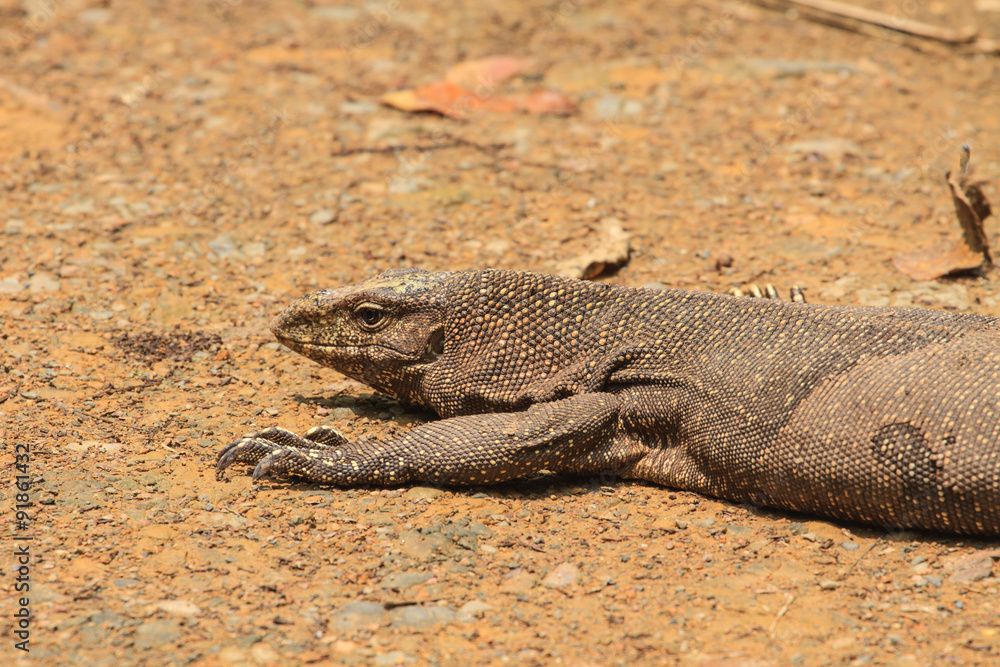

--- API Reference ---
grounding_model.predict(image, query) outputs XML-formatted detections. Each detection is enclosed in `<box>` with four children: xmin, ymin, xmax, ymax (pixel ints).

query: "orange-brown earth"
<box><xmin>2</xmin><ymin>0</ymin><xmax>1000</xmax><ymax>664</ymax></box>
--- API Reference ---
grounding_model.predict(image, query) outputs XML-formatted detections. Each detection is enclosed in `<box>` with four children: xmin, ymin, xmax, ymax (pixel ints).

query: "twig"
<box><xmin>331</xmin><ymin>139</ymin><xmax>511</xmax><ymax>157</ymax></box>
<box><xmin>50</xmin><ymin>399</ymin><xmax>145</xmax><ymax>432</ymax></box>
<box><xmin>844</xmin><ymin>537</ymin><xmax>884</xmax><ymax>579</ymax></box>
<box><xmin>769</xmin><ymin>593</ymin><xmax>795</xmax><ymax>639</ymax></box>
<box><xmin>750</xmin><ymin>0</ymin><xmax>980</xmax><ymax>46</ymax></box>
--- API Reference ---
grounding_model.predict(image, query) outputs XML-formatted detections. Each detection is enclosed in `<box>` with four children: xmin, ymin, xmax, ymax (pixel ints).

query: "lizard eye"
<box><xmin>355</xmin><ymin>306</ymin><xmax>385</xmax><ymax>329</ymax></box>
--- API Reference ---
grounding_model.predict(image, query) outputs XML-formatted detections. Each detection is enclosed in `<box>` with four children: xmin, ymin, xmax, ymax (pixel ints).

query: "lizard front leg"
<box><xmin>215</xmin><ymin>393</ymin><xmax>628</xmax><ymax>486</ymax></box>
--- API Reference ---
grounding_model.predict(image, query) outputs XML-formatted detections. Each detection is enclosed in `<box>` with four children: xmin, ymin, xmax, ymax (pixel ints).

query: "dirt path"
<box><xmin>2</xmin><ymin>0</ymin><xmax>999</xmax><ymax>664</ymax></box>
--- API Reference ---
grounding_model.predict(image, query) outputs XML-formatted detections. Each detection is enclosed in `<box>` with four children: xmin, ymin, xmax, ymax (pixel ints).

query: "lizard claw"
<box><xmin>252</xmin><ymin>451</ymin><xmax>282</xmax><ymax>481</ymax></box>
<box><xmin>216</xmin><ymin>437</ymin><xmax>249</xmax><ymax>469</ymax></box>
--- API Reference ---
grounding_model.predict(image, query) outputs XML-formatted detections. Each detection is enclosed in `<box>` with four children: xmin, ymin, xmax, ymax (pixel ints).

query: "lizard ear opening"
<box><xmin>426</xmin><ymin>327</ymin><xmax>445</xmax><ymax>360</ymax></box>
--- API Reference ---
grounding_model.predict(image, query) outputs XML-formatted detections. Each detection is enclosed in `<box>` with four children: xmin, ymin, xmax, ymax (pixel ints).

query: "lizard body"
<box><xmin>217</xmin><ymin>269</ymin><xmax>1000</xmax><ymax>535</ymax></box>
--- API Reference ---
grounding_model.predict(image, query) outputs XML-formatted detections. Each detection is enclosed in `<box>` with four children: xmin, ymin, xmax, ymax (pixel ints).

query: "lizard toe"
<box><xmin>304</xmin><ymin>425</ymin><xmax>351</xmax><ymax>447</ymax></box>
<box><xmin>252</xmin><ymin>450</ymin><xmax>283</xmax><ymax>481</ymax></box>
<box><xmin>216</xmin><ymin>437</ymin><xmax>253</xmax><ymax>468</ymax></box>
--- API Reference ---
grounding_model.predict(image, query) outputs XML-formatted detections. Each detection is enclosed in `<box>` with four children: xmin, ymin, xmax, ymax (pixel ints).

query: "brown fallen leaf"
<box><xmin>382</xmin><ymin>81</ymin><xmax>575</xmax><ymax>119</ymax></box>
<box><xmin>947</xmin><ymin>161</ymin><xmax>993</xmax><ymax>266</ymax></box>
<box><xmin>892</xmin><ymin>145</ymin><xmax>993</xmax><ymax>281</ymax></box>
<box><xmin>510</xmin><ymin>89</ymin><xmax>577</xmax><ymax>116</ymax></box>
<box><xmin>891</xmin><ymin>241</ymin><xmax>984</xmax><ymax>282</ymax></box>
<box><xmin>555</xmin><ymin>218</ymin><xmax>631</xmax><ymax>280</ymax></box>
<box><xmin>380</xmin><ymin>81</ymin><xmax>511</xmax><ymax>119</ymax></box>
<box><xmin>444</xmin><ymin>55</ymin><xmax>536</xmax><ymax>89</ymax></box>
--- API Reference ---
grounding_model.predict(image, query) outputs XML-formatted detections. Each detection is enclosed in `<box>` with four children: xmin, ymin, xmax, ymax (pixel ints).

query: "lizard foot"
<box><xmin>729</xmin><ymin>284</ymin><xmax>806</xmax><ymax>303</ymax></box>
<box><xmin>215</xmin><ymin>426</ymin><xmax>350</xmax><ymax>480</ymax></box>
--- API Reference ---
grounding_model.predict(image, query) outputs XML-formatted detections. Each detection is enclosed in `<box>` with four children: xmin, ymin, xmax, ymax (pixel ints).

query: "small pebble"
<box><xmin>309</xmin><ymin>209</ymin><xmax>336</xmax><ymax>224</ymax></box>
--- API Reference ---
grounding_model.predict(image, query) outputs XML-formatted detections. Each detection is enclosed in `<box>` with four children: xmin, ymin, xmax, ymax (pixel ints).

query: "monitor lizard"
<box><xmin>216</xmin><ymin>269</ymin><xmax>1000</xmax><ymax>535</ymax></box>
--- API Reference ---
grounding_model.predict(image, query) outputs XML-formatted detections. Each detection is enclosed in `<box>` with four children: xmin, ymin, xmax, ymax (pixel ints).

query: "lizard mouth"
<box><xmin>276</xmin><ymin>338</ymin><xmax>425</xmax><ymax>362</ymax></box>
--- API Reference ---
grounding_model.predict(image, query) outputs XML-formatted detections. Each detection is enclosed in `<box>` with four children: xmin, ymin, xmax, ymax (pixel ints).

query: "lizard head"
<box><xmin>269</xmin><ymin>269</ymin><xmax>451</xmax><ymax>400</ymax></box>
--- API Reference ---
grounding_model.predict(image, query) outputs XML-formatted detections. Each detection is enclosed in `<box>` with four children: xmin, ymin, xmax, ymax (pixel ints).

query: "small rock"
<box><xmin>195</xmin><ymin>512</ymin><xmax>248</xmax><ymax>530</ymax></box>
<box><xmin>79</xmin><ymin>8</ymin><xmax>113</xmax><ymax>23</ymax></box>
<box><xmin>622</xmin><ymin>99</ymin><xmax>644</xmax><ymax>116</ymax></box>
<box><xmin>101</xmin><ymin>442</ymin><xmax>123</xmax><ymax>455</ymax></box>
<box><xmin>499</xmin><ymin>568</ymin><xmax>536</xmax><ymax>594</ymax></box>
<box><xmin>309</xmin><ymin>6</ymin><xmax>361</xmax><ymax>21</ymax></box>
<box><xmin>133</xmin><ymin>619</ymin><xmax>182</xmax><ymax>649</ymax></box>
<box><xmin>819</xmin><ymin>580</ymin><xmax>841</xmax><ymax>590</ymax></box>
<box><xmin>208</xmin><ymin>235</ymin><xmax>241</xmax><ymax>259</ymax></box>
<box><xmin>331</xmin><ymin>601</ymin><xmax>388</xmax><ymax>630</ymax></box>
<box><xmin>781</xmin><ymin>138</ymin><xmax>863</xmax><ymax>160</ymax></box>
<box><xmin>217</xmin><ymin>646</ymin><xmax>248</xmax><ymax>664</ymax></box>
<box><xmin>61</xmin><ymin>200</ymin><xmax>96</xmax><ymax>215</ymax></box>
<box><xmin>372</xmin><ymin>652</ymin><xmax>411</xmax><ymax>667</ymax></box>
<box><xmin>241</xmin><ymin>241</ymin><xmax>266</xmax><ymax>258</ymax></box>
<box><xmin>403</xmin><ymin>486</ymin><xmax>443</xmax><ymax>501</ymax></box>
<box><xmin>331</xmin><ymin>640</ymin><xmax>357</xmax><ymax>655</ymax></box>
<box><xmin>948</xmin><ymin>558</ymin><xmax>995</xmax><ymax>584</ymax></box>
<box><xmin>340</xmin><ymin>101</ymin><xmax>378</xmax><ymax>115</ymax></box>
<box><xmin>4</xmin><ymin>219</ymin><xmax>24</xmax><ymax>234</ymax></box>
<box><xmin>28</xmin><ymin>273</ymin><xmax>61</xmax><ymax>293</ymax></box>
<box><xmin>714</xmin><ymin>253</ymin><xmax>734</xmax><ymax>271</ymax></box>
<box><xmin>151</xmin><ymin>600</ymin><xmax>202</xmax><ymax>617</ymax></box>
<box><xmin>113</xmin><ymin>578</ymin><xmax>142</xmax><ymax>587</ymax></box>
<box><xmin>0</xmin><ymin>276</ymin><xmax>24</xmax><ymax>294</ymax></box>
<box><xmin>745</xmin><ymin>59</ymin><xmax>865</xmax><ymax>77</ymax></box>
<box><xmin>543</xmin><ymin>562</ymin><xmax>580</xmax><ymax>588</ymax></box>
<box><xmin>388</xmin><ymin>605</ymin><xmax>455</xmax><ymax>629</ymax></box>
<box><xmin>841</xmin><ymin>541</ymin><xmax>860</xmax><ymax>551</ymax></box>
<box><xmin>592</xmin><ymin>94</ymin><xmax>622</xmax><ymax>119</ymax></box>
<box><xmin>381</xmin><ymin>571</ymin><xmax>432</xmax><ymax>590</ymax></box>
<box><xmin>457</xmin><ymin>600</ymin><xmax>493</xmax><ymax>622</ymax></box>
<box><xmin>309</xmin><ymin>209</ymin><xmax>336</xmax><ymax>225</ymax></box>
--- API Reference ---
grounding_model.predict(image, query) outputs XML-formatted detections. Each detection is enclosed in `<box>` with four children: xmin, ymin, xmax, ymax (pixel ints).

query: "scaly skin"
<box><xmin>217</xmin><ymin>269</ymin><xmax>1000</xmax><ymax>535</ymax></box>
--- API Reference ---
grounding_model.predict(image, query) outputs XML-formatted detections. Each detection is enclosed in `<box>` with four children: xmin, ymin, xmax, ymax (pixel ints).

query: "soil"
<box><xmin>2</xmin><ymin>0</ymin><xmax>1000</xmax><ymax>665</ymax></box>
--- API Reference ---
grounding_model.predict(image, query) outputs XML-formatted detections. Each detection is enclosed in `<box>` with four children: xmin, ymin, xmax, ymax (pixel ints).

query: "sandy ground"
<box><xmin>2</xmin><ymin>0</ymin><xmax>1000</xmax><ymax>664</ymax></box>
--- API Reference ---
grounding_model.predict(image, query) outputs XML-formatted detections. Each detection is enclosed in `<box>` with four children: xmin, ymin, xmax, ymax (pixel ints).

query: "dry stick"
<box><xmin>331</xmin><ymin>139</ymin><xmax>511</xmax><ymax>157</ymax></box>
<box><xmin>749</xmin><ymin>0</ymin><xmax>979</xmax><ymax>45</ymax></box>
<box><xmin>769</xmin><ymin>593</ymin><xmax>796</xmax><ymax>639</ymax></box>
<box><xmin>843</xmin><ymin>537</ymin><xmax>884</xmax><ymax>579</ymax></box>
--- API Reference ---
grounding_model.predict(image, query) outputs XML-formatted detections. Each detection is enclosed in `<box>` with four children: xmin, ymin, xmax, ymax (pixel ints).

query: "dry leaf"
<box><xmin>444</xmin><ymin>56</ymin><xmax>535</xmax><ymax>89</ymax></box>
<box><xmin>380</xmin><ymin>82</ymin><xmax>495</xmax><ymax>119</ymax></box>
<box><xmin>946</xmin><ymin>168</ymin><xmax>993</xmax><ymax>265</ymax></box>
<box><xmin>382</xmin><ymin>81</ymin><xmax>575</xmax><ymax>119</ymax></box>
<box><xmin>511</xmin><ymin>90</ymin><xmax>577</xmax><ymax>116</ymax></box>
<box><xmin>891</xmin><ymin>241</ymin><xmax>985</xmax><ymax>282</ymax></box>
<box><xmin>555</xmin><ymin>218</ymin><xmax>631</xmax><ymax>280</ymax></box>
<box><xmin>893</xmin><ymin>146</ymin><xmax>993</xmax><ymax>281</ymax></box>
